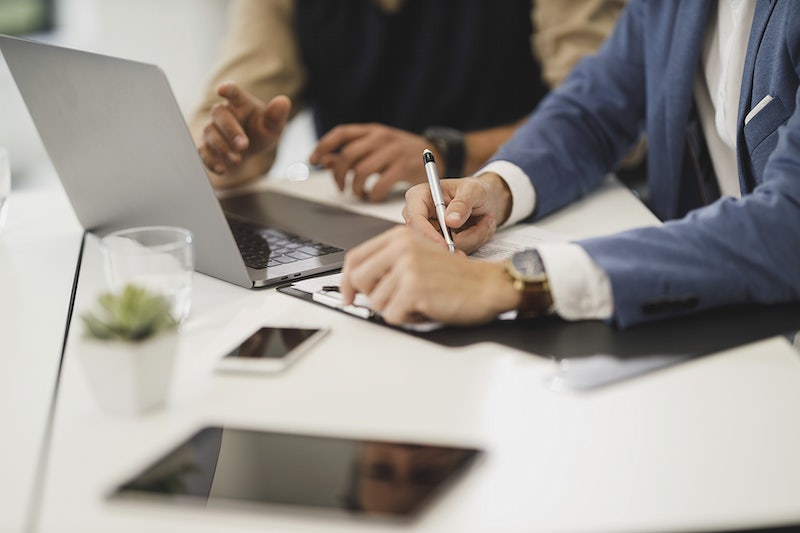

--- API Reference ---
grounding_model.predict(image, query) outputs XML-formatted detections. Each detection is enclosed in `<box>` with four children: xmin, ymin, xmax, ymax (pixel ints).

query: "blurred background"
<box><xmin>0</xmin><ymin>0</ymin><xmax>233</xmax><ymax>186</ymax></box>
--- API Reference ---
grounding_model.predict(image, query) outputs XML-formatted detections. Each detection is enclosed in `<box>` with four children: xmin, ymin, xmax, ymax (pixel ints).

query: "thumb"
<box><xmin>442</xmin><ymin>183</ymin><xmax>476</xmax><ymax>230</ymax></box>
<box><xmin>261</xmin><ymin>95</ymin><xmax>291</xmax><ymax>134</ymax></box>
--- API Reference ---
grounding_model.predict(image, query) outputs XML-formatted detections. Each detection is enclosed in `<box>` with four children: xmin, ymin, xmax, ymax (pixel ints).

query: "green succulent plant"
<box><xmin>82</xmin><ymin>284</ymin><xmax>177</xmax><ymax>342</ymax></box>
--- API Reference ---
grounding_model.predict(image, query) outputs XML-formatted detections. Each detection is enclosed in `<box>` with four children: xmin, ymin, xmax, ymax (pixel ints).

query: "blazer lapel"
<box><xmin>736</xmin><ymin>0</ymin><xmax>777</xmax><ymax>192</ymax></box>
<box><xmin>651</xmin><ymin>1</ymin><xmax>713</xmax><ymax>219</ymax></box>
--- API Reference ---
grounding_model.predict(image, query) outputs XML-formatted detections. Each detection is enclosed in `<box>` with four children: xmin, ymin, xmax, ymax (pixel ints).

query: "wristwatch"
<box><xmin>423</xmin><ymin>126</ymin><xmax>465</xmax><ymax>177</ymax></box>
<box><xmin>504</xmin><ymin>249</ymin><xmax>553</xmax><ymax>318</ymax></box>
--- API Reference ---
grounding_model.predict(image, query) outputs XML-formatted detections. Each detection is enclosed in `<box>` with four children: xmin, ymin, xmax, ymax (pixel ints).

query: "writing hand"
<box><xmin>402</xmin><ymin>173</ymin><xmax>511</xmax><ymax>254</ymax></box>
<box><xmin>309</xmin><ymin>123</ymin><xmax>432</xmax><ymax>202</ymax></box>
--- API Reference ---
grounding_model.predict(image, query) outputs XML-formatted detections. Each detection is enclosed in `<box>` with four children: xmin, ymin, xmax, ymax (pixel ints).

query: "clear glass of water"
<box><xmin>0</xmin><ymin>148</ymin><xmax>10</xmax><ymax>231</ymax></box>
<box><xmin>101</xmin><ymin>226</ymin><xmax>194</xmax><ymax>323</ymax></box>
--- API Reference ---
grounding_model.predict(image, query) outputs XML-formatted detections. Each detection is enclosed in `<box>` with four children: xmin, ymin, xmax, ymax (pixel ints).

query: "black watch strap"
<box><xmin>423</xmin><ymin>126</ymin><xmax>465</xmax><ymax>177</ymax></box>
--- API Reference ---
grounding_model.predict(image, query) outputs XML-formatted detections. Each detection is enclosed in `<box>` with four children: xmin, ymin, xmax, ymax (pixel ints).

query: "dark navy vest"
<box><xmin>295</xmin><ymin>0</ymin><xmax>546</xmax><ymax>137</ymax></box>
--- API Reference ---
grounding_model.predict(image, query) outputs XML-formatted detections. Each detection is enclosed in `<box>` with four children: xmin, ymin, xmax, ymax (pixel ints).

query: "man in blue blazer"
<box><xmin>339</xmin><ymin>0</ymin><xmax>800</xmax><ymax>328</ymax></box>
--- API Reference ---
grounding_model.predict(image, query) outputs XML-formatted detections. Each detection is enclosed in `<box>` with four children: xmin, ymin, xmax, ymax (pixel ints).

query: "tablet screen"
<box><xmin>111</xmin><ymin>426</ymin><xmax>481</xmax><ymax>520</ymax></box>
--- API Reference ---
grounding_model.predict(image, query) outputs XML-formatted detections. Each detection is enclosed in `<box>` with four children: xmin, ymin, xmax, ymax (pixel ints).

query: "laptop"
<box><xmin>0</xmin><ymin>35</ymin><xmax>396</xmax><ymax>288</ymax></box>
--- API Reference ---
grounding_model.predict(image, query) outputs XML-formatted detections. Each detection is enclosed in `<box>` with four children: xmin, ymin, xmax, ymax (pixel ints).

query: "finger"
<box><xmin>319</xmin><ymin>154</ymin><xmax>346</xmax><ymax>191</ymax></box>
<box><xmin>377</xmin><ymin>255</ymin><xmax>432</xmax><ymax>324</ymax></box>
<box><xmin>358</xmin><ymin>234</ymin><xmax>432</xmax><ymax>323</ymax></box>
<box><xmin>209</xmin><ymin>104</ymin><xmax>247</xmax><ymax>158</ymax></box>
<box><xmin>310</xmin><ymin>124</ymin><xmax>370</xmax><ymax>164</ymax></box>
<box><xmin>369</xmin><ymin>160</ymin><xmax>416</xmax><ymax>202</ymax></box>
<box><xmin>453</xmin><ymin>214</ymin><xmax>497</xmax><ymax>254</ymax></box>
<box><xmin>339</xmin><ymin>270</ymin><xmax>358</xmax><ymax>306</ymax></box>
<box><xmin>352</xmin><ymin>149</ymin><xmax>393</xmax><ymax>199</ymax></box>
<box><xmin>202</xmin><ymin>123</ymin><xmax>238</xmax><ymax>168</ymax></box>
<box><xmin>340</xmin><ymin>227</ymin><xmax>404</xmax><ymax>303</ymax></box>
<box><xmin>198</xmin><ymin>142</ymin><xmax>228</xmax><ymax>175</ymax></box>
<box><xmin>329</xmin><ymin>154</ymin><xmax>354</xmax><ymax>194</ymax></box>
<box><xmin>401</xmin><ymin>185</ymin><xmax>450</xmax><ymax>244</ymax></box>
<box><xmin>367</xmin><ymin>164</ymin><xmax>406</xmax><ymax>202</ymax></box>
<box><xmin>441</xmin><ymin>178</ymin><xmax>489</xmax><ymax>230</ymax></box>
<box><xmin>360</xmin><ymin>260</ymin><xmax>399</xmax><ymax>313</ymax></box>
<box><xmin>381</xmin><ymin>287</ymin><xmax>423</xmax><ymax>325</ymax></box>
<box><xmin>241</xmin><ymin>95</ymin><xmax>290</xmax><ymax>153</ymax></box>
<box><xmin>402</xmin><ymin>183</ymin><xmax>437</xmax><ymax>222</ymax></box>
<box><xmin>217</xmin><ymin>82</ymin><xmax>258</xmax><ymax>118</ymax></box>
<box><xmin>406</xmin><ymin>214</ymin><xmax>450</xmax><ymax>247</ymax></box>
<box><xmin>314</xmin><ymin>125</ymin><xmax>377</xmax><ymax>193</ymax></box>
<box><xmin>260</xmin><ymin>95</ymin><xmax>291</xmax><ymax>136</ymax></box>
<box><xmin>372</xmin><ymin>272</ymin><xmax>419</xmax><ymax>325</ymax></box>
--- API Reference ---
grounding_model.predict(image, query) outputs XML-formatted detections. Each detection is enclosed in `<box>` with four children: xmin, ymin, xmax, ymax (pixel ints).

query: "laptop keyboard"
<box><xmin>227</xmin><ymin>217</ymin><xmax>343</xmax><ymax>270</ymax></box>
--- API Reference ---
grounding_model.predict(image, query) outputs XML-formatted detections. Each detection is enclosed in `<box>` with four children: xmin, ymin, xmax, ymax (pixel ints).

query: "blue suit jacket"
<box><xmin>490</xmin><ymin>0</ymin><xmax>800</xmax><ymax>327</ymax></box>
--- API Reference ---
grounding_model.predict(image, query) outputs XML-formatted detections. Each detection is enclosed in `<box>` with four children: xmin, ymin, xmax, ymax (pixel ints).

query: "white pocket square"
<box><xmin>745</xmin><ymin>94</ymin><xmax>774</xmax><ymax>125</ymax></box>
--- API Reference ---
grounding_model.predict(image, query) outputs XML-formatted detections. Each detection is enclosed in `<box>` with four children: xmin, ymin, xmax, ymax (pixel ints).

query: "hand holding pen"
<box><xmin>422</xmin><ymin>149</ymin><xmax>456</xmax><ymax>253</ymax></box>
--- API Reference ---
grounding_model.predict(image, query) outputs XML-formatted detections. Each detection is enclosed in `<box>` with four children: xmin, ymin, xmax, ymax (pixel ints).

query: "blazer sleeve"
<box><xmin>490</xmin><ymin>0</ymin><xmax>646</xmax><ymax>219</ymax></box>
<box><xmin>580</xmin><ymin>75</ymin><xmax>800</xmax><ymax>327</ymax></box>
<box><xmin>492</xmin><ymin>1</ymin><xmax>800</xmax><ymax>327</ymax></box>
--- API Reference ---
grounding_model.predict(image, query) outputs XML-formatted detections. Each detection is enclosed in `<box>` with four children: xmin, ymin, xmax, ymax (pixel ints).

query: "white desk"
<box><xmin>0</xmin><ymin>164</ymin><xmax>83</xmax><ymax>533</ymax></box>
<box><xmin>9</xmin><ymin>173</ymin><xmax>800</xmax><ymax>533</ymax></box>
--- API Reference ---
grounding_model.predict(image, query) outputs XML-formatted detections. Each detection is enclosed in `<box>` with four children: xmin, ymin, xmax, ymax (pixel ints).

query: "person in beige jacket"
<box><xmin>191</xmin><ymin>0</ymin><xmax>625</xmax><ymax>201</ymax></box>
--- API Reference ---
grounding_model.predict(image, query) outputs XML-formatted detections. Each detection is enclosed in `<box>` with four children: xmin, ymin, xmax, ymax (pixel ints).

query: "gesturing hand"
<box><xmin>198</xmin><ymin>81</ymin><xmax>291</xmax><ymax>180</ymax></box>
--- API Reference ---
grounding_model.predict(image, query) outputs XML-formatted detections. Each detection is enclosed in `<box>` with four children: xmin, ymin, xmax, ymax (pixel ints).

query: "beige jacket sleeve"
<box><xmin>532</xmin><ymin>0</ymin><xmax>626</xmax><ymax>88</ymax></box>
<box><xmin>188</xmin><ymin>0</ymin><xmax>306</xmax><ymax>179</ymax></box>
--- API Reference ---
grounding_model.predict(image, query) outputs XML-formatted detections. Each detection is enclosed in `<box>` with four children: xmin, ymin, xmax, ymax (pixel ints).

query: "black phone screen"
<box><xmin>224</xmin><ymin>327</ymin><xmax>321</xmax><ymax>360</ymax></box>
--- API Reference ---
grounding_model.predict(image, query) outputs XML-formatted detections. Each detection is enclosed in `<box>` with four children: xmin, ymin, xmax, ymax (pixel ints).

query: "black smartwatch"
<box><xmin>423</xmin><ymin>126</ymin><xmax>466</xmax><ymax>177</ymax></box>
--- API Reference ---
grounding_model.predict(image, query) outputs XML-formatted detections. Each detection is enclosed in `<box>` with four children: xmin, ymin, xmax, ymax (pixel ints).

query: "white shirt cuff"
<box><xmin>476</xmin><ymin>161</ymin><xmax>536</xmax><ymax>229</ymax></box>
<box><xmin>536</xmin><ymin>242</ymin><xmax>614</xmax><ymax>321</ymax></box>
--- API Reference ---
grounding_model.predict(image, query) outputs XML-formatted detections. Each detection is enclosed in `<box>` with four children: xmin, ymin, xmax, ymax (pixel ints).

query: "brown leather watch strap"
<box><xmin>512</xmin><ymin>277</ymin><xmax>553</xmax><ymax>318</ymax></box>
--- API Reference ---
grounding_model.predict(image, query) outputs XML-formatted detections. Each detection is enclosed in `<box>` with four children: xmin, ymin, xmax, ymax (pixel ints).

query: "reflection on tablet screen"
<box><xmin>111</xmin><ymin>426</ymin><xmax>481</xmax><ymax>520</ymax></box>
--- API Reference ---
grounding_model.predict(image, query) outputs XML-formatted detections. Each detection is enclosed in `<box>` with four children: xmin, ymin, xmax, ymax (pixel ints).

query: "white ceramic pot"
<box><xmin>78</xmin><ymin>331</ymin><xmax>178</xmax><ymax>415</ymax></box>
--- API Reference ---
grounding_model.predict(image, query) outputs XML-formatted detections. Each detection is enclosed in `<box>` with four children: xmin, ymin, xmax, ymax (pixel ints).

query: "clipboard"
<box><xmin>278</xmin><ymin>276</ymin><xmax>800</xmax><ymax>390</ymax></box>
<box><xmin>277</xmin><ymin>272</ymin><xmax>447</xmax><ymax>332</ymax></box>
<box><xmin>278</xmin><ymin>283</ymin><xmax>383</xmax><ymax>323</ymax></box>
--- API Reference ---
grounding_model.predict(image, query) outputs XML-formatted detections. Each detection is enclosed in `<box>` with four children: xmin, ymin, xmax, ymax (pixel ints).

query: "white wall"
<box><xmin>54</xmin><ymin>0</ymin><xmax>229</xmax><ymax>112</ymax></box>
<box><xmin>0</xmin><ymin>0</ymin><xmax>229</xmax><ymax>181</ymax></box>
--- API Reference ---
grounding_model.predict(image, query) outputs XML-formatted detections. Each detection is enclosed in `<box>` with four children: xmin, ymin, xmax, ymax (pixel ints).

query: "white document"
<box><xmin>470</xmin><ymin>224</ymin><xmax>569</xmax><ymax>261</ymax></box>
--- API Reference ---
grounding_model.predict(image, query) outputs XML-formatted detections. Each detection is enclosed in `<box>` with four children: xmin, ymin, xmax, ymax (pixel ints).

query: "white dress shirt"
<box><xmin>481</xmin><ymin>0</ymin><xmax>755</xmax><ymax>321</ymax></box>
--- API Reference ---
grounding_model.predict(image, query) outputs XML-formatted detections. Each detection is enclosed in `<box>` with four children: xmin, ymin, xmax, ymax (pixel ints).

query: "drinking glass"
<box><xmin>101</xmin><ymin>226</ymin><xmax>194</xmax><ymax>323</ymax></box>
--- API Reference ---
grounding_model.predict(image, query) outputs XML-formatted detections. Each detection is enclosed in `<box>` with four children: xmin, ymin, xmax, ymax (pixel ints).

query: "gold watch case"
<box><xmin>504</xmin><ymin>249</ymin><xmax>553</xmax><ymax>318</ymax></box>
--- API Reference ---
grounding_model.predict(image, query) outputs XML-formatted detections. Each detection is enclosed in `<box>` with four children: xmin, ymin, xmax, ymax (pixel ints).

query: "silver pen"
<box><xmin>422</xmin><ymin>149</ymin><xmax>456</xmax><ymax>252</ymax></box>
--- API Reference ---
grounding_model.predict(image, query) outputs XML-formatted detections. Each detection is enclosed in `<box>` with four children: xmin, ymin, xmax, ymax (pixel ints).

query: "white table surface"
<box><xmin>0</xmin><ymin>165</ymin><xmax>83</xmax><ymax>533</ymax></box>
<box><xmin>7</xmin><ymin>171</ymin><xmax>800</xmax><ymax>533</ymax></box>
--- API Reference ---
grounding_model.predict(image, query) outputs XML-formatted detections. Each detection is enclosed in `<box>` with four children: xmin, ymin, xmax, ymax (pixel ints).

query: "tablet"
<box><xmin>110</xmin><ymin>426</ymin><xmax>482</xmax><ymax>521</ymax></box>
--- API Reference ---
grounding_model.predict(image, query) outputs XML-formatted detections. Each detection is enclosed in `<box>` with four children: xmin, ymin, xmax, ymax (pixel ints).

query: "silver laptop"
<box><xmin>0</xmin><ymin>35</ymin><xmax>395</xmax><ymax>288</ymax></box>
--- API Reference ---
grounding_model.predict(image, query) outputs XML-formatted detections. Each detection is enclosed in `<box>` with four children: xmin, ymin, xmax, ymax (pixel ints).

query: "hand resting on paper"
<box><xmin>340</xmin><ymin>226</ymin><xmax>521</xmax><ymax>326</ymax></box>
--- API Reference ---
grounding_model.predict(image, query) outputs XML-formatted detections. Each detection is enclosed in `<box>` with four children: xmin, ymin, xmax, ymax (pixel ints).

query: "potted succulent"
<box><xmin>79</xmin><ymin>284</ymin><xmax>179</xmax><ymax>415</ymax></box>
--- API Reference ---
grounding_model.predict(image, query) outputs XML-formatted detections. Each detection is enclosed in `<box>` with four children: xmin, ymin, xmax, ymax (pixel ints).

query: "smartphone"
<box><xmin>215</xmin><ymin>326</ymin><xmax>329</xmax><ymax>373</ymax></box>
